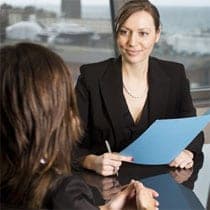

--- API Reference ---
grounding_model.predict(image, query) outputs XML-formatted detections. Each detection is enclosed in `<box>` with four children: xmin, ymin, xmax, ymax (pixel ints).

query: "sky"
<box><xmin>1</xmin><ymin>0</ymin><xmax>210</xmax><ymax>8</ymax></box>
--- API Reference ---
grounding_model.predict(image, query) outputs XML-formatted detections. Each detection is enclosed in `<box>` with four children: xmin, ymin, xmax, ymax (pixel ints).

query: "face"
<box><xmin>117</xmin><ymin>10</ymin><xmax>160</xmax><ymax>65</ymax></box>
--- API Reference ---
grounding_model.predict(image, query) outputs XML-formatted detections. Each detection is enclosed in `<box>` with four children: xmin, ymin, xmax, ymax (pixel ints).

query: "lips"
<box><xmin>126</xmin><ymin>49</ymin><xmax>141</xmax><ymax>56</ymax></box>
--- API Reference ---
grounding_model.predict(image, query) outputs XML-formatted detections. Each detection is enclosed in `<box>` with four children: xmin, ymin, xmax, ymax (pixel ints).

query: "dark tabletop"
<box><xmin>76</xmin><ymin>147</ymin><xmax>208</xmax><ymax>210</ymax></box>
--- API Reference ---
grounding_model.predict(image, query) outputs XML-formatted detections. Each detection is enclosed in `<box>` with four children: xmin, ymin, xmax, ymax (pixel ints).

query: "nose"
<box><xmin>128</xmin><ymin>32</ymin><xmax>138</xmax><ymax>47</ymax></box>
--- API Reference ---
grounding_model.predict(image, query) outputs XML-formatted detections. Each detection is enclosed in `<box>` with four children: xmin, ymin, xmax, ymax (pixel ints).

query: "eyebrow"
<box><xmin>120</xmin><ymin>26</ymin><xmax>152</xmax><ymax>31</ymax></box>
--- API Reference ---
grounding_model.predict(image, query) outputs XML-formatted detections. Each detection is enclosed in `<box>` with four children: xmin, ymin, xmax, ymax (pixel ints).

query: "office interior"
<box><xmin>0</xmin><ymin>0</ymin><xmax>209</xmax><ymax>209</ymax></box>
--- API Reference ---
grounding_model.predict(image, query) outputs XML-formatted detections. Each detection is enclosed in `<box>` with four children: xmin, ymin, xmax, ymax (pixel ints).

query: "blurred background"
<box><xmin>0</xmin><ymin>0</ymin><xmax>209</xmax><ymax>140</ymax></box>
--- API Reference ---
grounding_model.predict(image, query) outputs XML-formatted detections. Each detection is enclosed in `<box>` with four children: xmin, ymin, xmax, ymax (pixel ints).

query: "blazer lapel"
<box><xmin>148</xmin><ymin>57</ymin><xmax>171</xmax><ymax>123</ymax></box>
<box><xmin>99</xmin><ymin>57</ymin><xmax>171</xmax><ymax>142</ymax></box>
<box><xmin>99</xmin><ymin>58</ymin><xmax>125</xmax><ymax>141</ymax></box>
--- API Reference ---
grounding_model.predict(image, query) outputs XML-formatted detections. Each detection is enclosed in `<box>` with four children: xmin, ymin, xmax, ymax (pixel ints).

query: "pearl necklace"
<box><xmin>123</xmin><ymin>83</ymin><xmax>148</xmax><ymax>99</ymax></box>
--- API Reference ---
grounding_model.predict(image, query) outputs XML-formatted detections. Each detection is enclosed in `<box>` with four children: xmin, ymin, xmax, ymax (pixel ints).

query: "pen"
<box><xmin>105</xmin><ymin>140</ymin><xmax>118</xmax><ymax>176</ymax></box>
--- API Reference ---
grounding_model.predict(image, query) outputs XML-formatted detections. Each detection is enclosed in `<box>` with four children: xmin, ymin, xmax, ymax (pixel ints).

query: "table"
<box><xmin>1</xmin><ymin>145</ymin><xmax>209</xmax><ymax>210</ymax></box>
<box><xmin>77</xmin><ymin>144</ymin><xmax>210</xmax><ymax>210</ymax></box>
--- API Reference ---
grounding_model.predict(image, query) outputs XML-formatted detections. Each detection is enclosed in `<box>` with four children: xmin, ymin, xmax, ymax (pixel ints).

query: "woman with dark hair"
<box><xmin>0</xmin><ymin>42</ymin><xmax>159</xmax><ymax>210</ymax></box>
<box><xmin>75</xmin><ymin>0</ymin><xmax>204</xmax><ymax>176</ymax></box>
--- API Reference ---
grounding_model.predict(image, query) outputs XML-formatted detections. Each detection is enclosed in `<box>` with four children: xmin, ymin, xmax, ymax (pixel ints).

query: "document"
<box><xmin>120</xmin><ymin>115</ymin><xmax>210</xmax><ymax>164</ymax></box>
<box><xmin>142</xmin><ymin>173</ymin><xmax>204</xmax><ymax>210</ymax></box>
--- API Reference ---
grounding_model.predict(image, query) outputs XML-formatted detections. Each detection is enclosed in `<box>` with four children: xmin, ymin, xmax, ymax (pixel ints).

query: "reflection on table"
<box><xmin>1</xmin><ymin>145</ymin><xmax>208</xmax><ymax>210</ymax></box>
<box><xmin>75</xmin><ymin>148</ymin><xmax>207</xmax><ymax>210</ymax></box>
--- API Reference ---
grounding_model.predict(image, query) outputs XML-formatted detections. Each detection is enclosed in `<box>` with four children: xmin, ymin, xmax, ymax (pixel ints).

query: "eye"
<box><xmin>138</xmin><ymin>31</ymin><xmax>149</xmax><ymax>37</ymax></box>
<box><xmin>119</xmin><ymin>29</ymin><xmax>129</xmax><ymax>36</ymax></box>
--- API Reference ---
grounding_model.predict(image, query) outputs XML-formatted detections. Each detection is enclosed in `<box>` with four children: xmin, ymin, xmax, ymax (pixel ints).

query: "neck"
<box><xmin>122</xmin><ymin>66</ymin><xmax>148</xmax><ymax>84</ymax></box>
<box><xmin>122</xmin><ymin>59</ymin><xmax>149</xmax><ymax>80</ymax></box>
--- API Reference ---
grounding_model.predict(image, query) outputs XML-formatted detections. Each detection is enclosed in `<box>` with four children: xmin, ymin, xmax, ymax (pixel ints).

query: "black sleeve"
<box><xmin>74</xmin><ymin>71</ymin><xmax>93</xmax><ymax>158</ymax></box>
<box><xmin>44</xmin><ymin>176</ymin><xmax>99</xmax><ymax>210</ymax></box>
<box><xmin>178</xmin><ymin>65</ymin><xmax>204</xmax><ymax>156</ymax></box>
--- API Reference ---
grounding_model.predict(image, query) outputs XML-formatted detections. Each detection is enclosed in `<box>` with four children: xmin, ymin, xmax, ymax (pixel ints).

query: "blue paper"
<box><xmin>120</xmin><ymin>115</ymin><xmax>210</xmax><ymax>164</ymax></box>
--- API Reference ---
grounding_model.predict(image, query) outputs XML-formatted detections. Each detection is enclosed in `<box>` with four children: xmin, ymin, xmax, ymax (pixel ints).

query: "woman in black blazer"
<box><xmin>75</xmin><ymin>0</ymin><xmax>204</xmax><ymax>176</ymax></box>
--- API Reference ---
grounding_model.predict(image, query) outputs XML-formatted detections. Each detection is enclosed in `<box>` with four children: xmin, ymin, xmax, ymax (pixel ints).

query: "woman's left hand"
<box><xmin>169</xmin><ymin>149</ymin><xmax>194</xmax><ymax>169</ymax></box>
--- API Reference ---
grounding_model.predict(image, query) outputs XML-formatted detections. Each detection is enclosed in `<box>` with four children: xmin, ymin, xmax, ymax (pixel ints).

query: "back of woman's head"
<box><xmin>0</xmin><ymin>42</ymin><xmax>81</xmax><ymax>207</ymax></box>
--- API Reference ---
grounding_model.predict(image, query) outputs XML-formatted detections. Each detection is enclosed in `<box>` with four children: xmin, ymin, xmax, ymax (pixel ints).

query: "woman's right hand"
<box><xmin>100</xmin><ymin>180</ymin><xmax>159</xmax><ymax>210</ymax></box>
<box><xmin>82</xmin><ymin>153</ymin><xmax>133</xmax><ymax>176</ymax></box>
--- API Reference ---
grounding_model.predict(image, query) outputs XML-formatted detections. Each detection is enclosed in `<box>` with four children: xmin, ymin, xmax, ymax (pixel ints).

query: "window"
<box><xmin>1</xmin><ymin>0</ymin><xmax>209</xmax><ymax>106</ymax></box>
<box><xmin>153</xmin><ymin>3</ymin><xmax>210</xmax><ymax>106</ymax></box>
<box><xmin>0</xmin><ymin>0</ymin><xmax>115</xmax><ymax>82</ymax></box>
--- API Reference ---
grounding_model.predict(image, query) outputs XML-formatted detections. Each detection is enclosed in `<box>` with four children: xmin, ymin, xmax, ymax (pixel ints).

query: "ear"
<box><xmin>155</xmin><ymin>27</ymin><xmax>161</xmax><ymax>43</ymax></box>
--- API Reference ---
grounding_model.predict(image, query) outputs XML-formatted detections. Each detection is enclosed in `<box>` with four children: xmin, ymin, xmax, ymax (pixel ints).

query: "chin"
<box><xmin>126</xmin><ymin>57</ymin><xmax>145</xmax><ymax>64</ymax></box>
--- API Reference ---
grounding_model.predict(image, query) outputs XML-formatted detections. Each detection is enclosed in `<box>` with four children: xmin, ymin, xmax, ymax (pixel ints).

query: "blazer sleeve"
<box><xmin>178</xmin><ymin>65</ymin><xmax>204</xmax><ymax>156</ymax></box>
<box><xmin>74</xmin><ymin>68</ymin><xmax>94</xmax><ymax>160</ymax></box>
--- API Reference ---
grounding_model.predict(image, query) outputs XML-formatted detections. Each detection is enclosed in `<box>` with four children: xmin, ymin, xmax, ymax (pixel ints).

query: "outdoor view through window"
<box><xmin>0</xmin><ymin>0</ymin><xmax>209</xmax><ymax>104</ymax></box>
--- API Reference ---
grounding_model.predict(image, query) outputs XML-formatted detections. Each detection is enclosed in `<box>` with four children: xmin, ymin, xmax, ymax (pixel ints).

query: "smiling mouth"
<box><xmin>126</xmin><ymin>50</ymin><xmax>141</xmax><ymax>56</ymax></box>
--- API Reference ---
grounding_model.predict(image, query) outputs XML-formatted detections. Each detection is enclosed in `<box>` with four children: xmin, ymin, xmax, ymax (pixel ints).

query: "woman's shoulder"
<box><xmin>44</xmin><ymin>175</ymin><xmax>99</xmax><ymax>210</ymax></box>
<box><xmin>77</xmin><ymin>57</ymin><xmax>119</xmax><ymax>87</ymax></box>
<box><xmin>150</xmin><ymin>56</ymin><xmax>186</xmax><ymax>77</ymax></box>
<box><xmin>51</xmin><ymin>175</ymin><xmax>92</xmax><ymax>197</ymax></box>
<box><xmin>79</xmin><ymin>57</ymin><xmax>117</xmax><ymax>77</ymax></box>
<box><xmin>150</xmin><ymin>56</ymin><xmax>184</xmax><ymax>69</ymax></box>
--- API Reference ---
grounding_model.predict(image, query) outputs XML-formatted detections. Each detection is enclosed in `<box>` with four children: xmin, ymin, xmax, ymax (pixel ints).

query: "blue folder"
<box><xmin>141</xmin><ymin>173</ymin><xmax>204</xmax><ymax>210</ymax></box>
<box><xmin>120</xmin><ymin>115</ymin><xmax>210</xmax><ymax>164</ymax></box>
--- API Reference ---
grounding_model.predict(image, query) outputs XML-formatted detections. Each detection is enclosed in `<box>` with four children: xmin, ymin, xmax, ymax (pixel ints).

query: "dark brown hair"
<box><xmin>0</xmin><ymin>42</ymin><xmax>82</xmax><ymax>208</ymax></box>
<box><xmin>115</xmin><ymin>0</ymin><xmax>160</xmax><ymax>36</ymax></box>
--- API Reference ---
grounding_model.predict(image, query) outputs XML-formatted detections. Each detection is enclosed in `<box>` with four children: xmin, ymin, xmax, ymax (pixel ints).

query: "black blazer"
<box><xmin>75</xmin><ymin>56</ymin><xmax>204</xmax><ymax>158</ymax></box>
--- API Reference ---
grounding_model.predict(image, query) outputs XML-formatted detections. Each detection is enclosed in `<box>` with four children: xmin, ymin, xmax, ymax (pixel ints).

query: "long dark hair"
<box><xmin>0</xmin><ymin>42</ymin><xmax>82</xmax><ymax>208</ymax></box>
